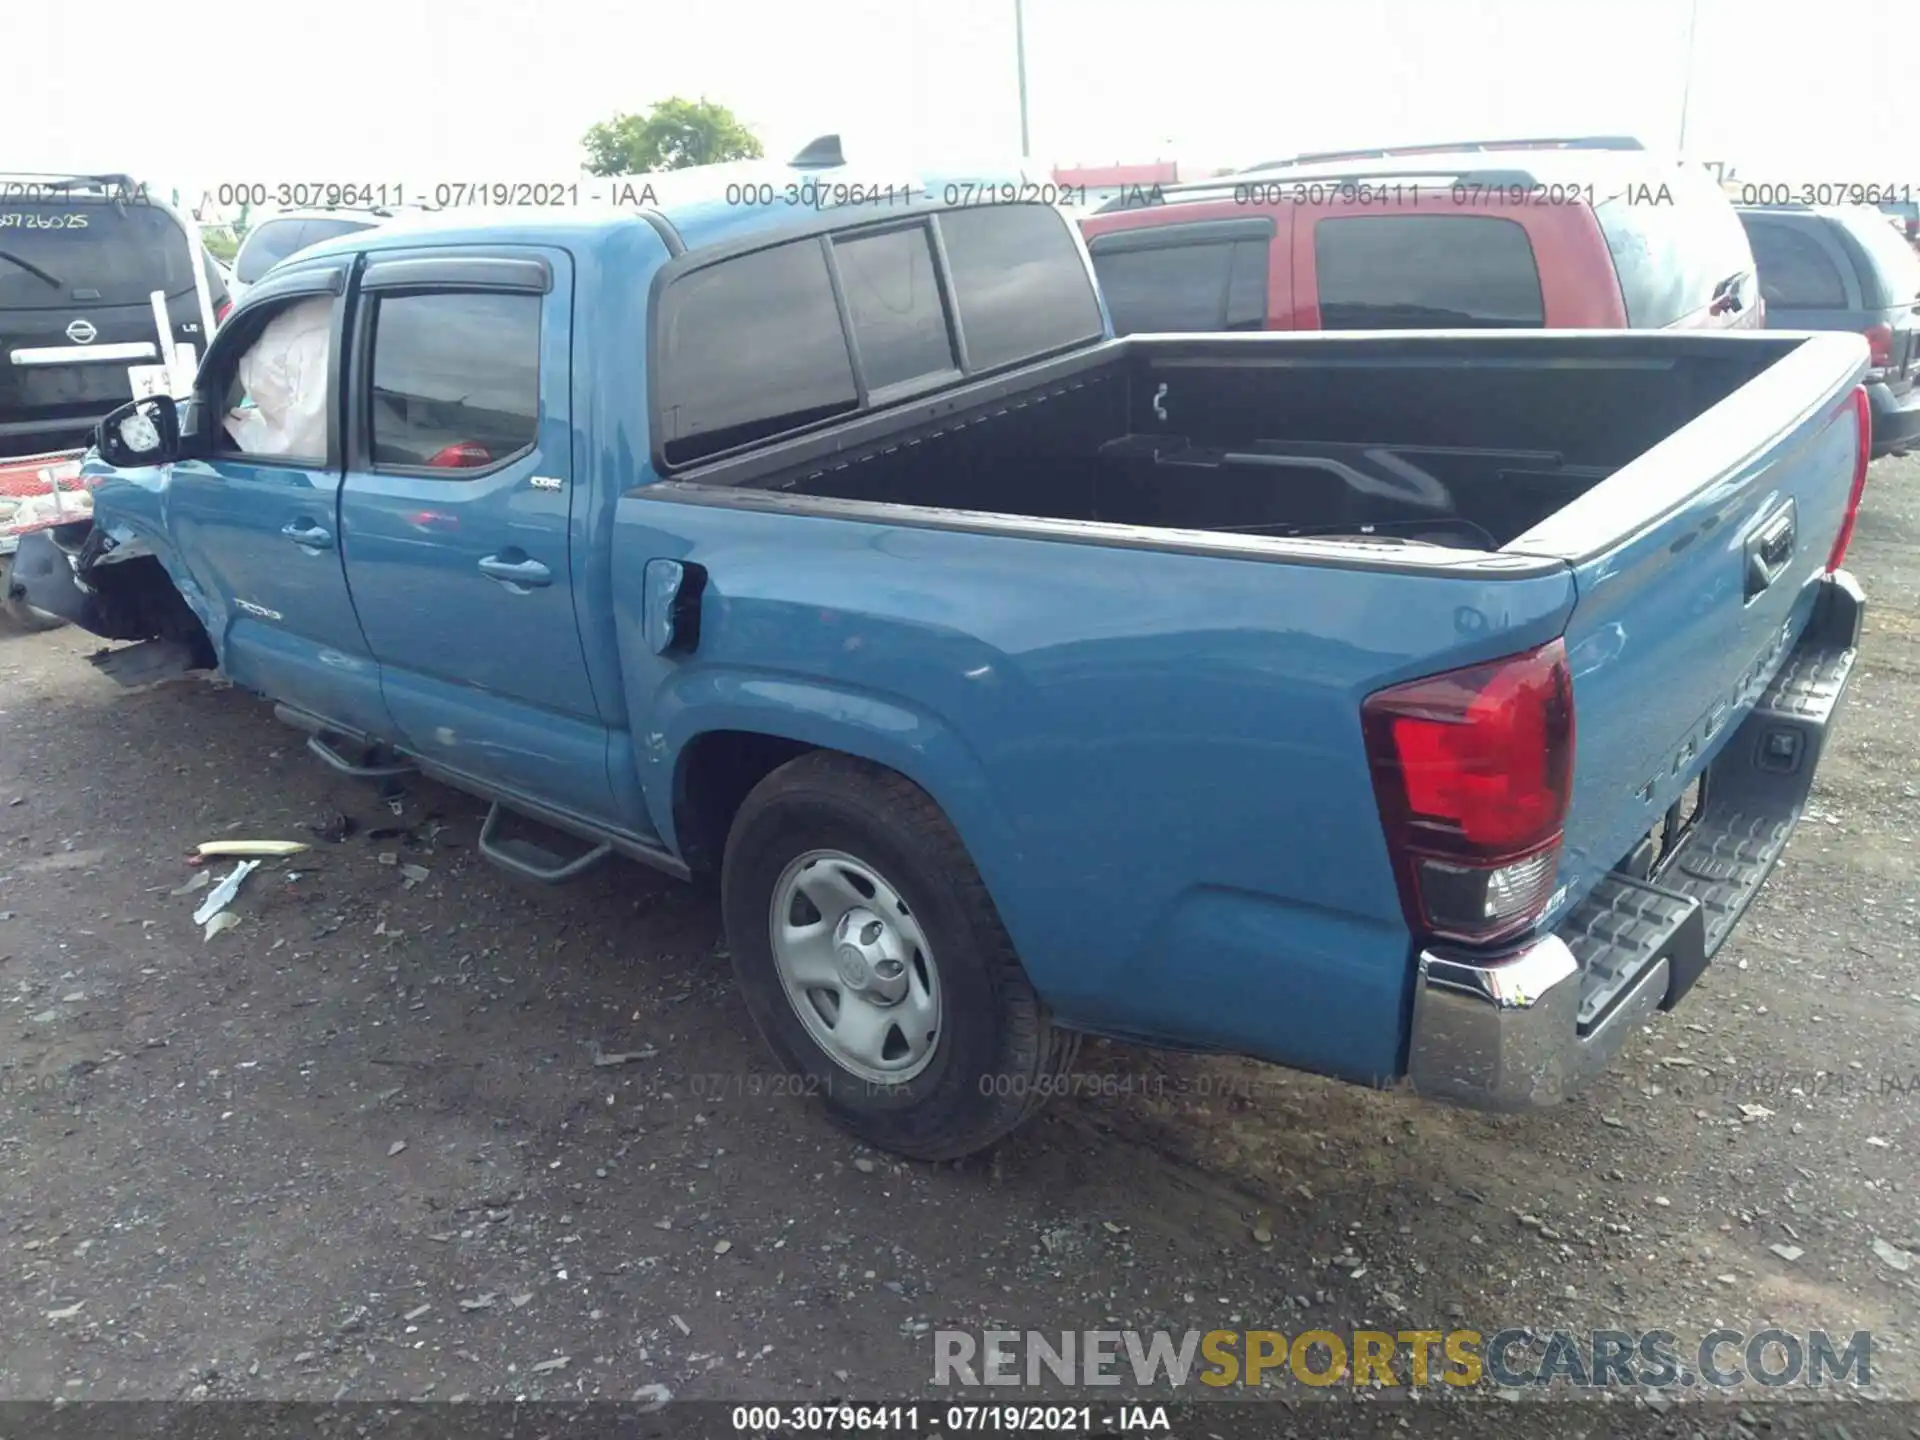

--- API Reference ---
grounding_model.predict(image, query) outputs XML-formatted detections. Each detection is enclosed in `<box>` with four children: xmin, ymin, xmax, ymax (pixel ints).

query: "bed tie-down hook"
<box><xmin>1152</xmin><ymin>382</ymin><xmax>1169</xmax><ymax>423</ymax></box>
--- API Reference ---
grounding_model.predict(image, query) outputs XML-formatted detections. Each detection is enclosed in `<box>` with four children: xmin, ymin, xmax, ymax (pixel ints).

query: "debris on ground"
<box><xmin>192</xmin><ymin>861</ymin><xmax>260</xmax><ymax>926</ymax></box>
<box><xmin>169</xmin><ymin>872</ymin><xmax>212</xmax><ymax>897</ymax></box>
<box><xmin>387</xmin><ymin>1141</ymin><xmax>407</xmax><ymax>1157</ymax></box>
<box><xmin>309</xmin><ymin>812</ymin><xmax>357</xmax><ymax>844</ymax></box>
<box><xmin>1872</xmin><ymin>1238</ymin><xmax>1913</xmax><ymax>1273</ymax></box>
<box><xmin>530</xmin><ymin>1356</ymin><xmax>569</xmax><ymax>1374</ymax></box>
<box><xmin>631</xmin><ymin>1383</ymin><xmax>672</xmax><ymax>1411</ymax></box>
<box><xmin>592</xmin><ymin>1045</ymin><xmax>656</xmax><ymax>1067</ymax></box>
<box><xmin>196</xmin><ymin>840</ymin><xmax>310</xmax><ymax>858</ymax></box>
<box><xmin>400</xmin><ymin>863</ymin><xmax>430</xmax><ymax>890</ymax></box>
<box><xmin>202</xmin><ymin>912</ymin><xmax>242</xmax><ymax>943</ymax></box>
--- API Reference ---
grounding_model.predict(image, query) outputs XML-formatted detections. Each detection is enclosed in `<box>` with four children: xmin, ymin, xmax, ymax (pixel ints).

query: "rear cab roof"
<box><xmin>285</xmin><ymin>158</ymin><xmax>1046</xmax><ymax>269</ymax></box>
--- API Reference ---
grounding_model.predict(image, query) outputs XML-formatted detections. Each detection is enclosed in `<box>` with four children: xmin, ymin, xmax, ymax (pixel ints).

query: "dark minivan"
<box><xmin>1738</xmin><ymin>204</ymin><xmax>1920</xmax><ymax>457</ymax></box>
<box><xmin>1</xmin><ymin>174</ymin><xmax>227</xmax><ymax>459</ymax></box>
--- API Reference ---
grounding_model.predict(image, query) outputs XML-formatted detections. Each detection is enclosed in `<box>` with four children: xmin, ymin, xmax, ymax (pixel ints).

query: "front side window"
<box><xmin>1313</xmin><ymin>215</ymin><xmax>1545</xmax><ymax>328</ymax></box>
<box><xmin>367</xmin><ymin>291</ymin><xmax>541</xmax><ymax>470</ymax></box>
<box><xmin>218</xmin><ymin>295</ymin><xmax>334</xmax><ymax>461</ymax></box>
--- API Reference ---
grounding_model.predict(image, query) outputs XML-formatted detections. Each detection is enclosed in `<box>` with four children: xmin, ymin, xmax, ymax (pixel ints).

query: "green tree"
<box><xmin>581</xmin><ymin>96</ymin><xmax>764</xmax><ymax>175</ymax></box>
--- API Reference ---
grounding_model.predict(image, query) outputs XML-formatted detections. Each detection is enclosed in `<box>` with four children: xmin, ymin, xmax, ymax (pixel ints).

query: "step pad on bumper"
<box><xmin>1568</xmin><ymin>598</ymin><xmax>1859</xmax><ymax>1032</ymax></box>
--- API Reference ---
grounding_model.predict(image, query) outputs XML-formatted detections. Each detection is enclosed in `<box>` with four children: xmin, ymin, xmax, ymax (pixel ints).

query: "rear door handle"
<box><xmin>282</xmin><ymin>522</ymin><xmax>332</xmax><ymax>549</ymax></box>
<box><xmin>478</xmin><ymin>554</ymin><xmax>552</xmax><ymax>588</ymax></box>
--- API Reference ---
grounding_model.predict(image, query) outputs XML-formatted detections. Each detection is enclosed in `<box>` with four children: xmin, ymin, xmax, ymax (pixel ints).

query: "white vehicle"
<box><xmin>229</xmin><ymin>208</ymin><xmax>400</xmax><ymax>303</ymax></box>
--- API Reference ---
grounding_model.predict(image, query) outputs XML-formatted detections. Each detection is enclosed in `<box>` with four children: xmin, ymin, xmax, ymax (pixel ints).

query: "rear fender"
<box><xmin>649</xmin><ymin>669</ymin><xmax>1025</xmax><ymax>945</ymax></box>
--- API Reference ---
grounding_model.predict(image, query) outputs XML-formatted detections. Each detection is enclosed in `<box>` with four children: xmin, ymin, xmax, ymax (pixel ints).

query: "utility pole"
<box><xmin>1676</xmin><ymin>0</ymin><xmax>1700</xmax><ymax>154</ymax></box>
<box><xmin>1015</xmin><ymin>0</ymin><xmax>1031</xmax><ymax>158</ymax></box>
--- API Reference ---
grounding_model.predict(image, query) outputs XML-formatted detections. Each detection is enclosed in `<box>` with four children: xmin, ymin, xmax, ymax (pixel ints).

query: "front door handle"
<box><xmin>478</xmin><ymin>554</ymin><xmax>552</xmax><ymax>588</ymax></box>
<box><xmin>282</xmin><ymin>521</ymin><xmax>332</xmax><ymax>549</ymax></box>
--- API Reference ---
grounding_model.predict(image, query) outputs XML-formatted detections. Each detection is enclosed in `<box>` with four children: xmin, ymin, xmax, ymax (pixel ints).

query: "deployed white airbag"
<box><xmin>223</xmin><ymin>297</ymin><xmax>332</xmax><ymax>457</ymax></box>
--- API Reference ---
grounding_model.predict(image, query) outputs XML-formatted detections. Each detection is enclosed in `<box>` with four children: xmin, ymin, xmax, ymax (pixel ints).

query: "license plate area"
<box><xmin>1612</xmin><ymin>775</ymin><xmax>1707</xmax><ymax>883</ymax></box>
<box><xmin>1650</xmin><ymin>775</ymin><xmax>1707</xmax><ymax>876</ymax></box>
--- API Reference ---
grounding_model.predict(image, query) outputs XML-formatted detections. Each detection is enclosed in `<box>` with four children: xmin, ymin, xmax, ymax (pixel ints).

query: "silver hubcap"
<box><xmin>769</xmin><ymin>849</ymin><xmax>941</xmax><ymax>1085</ymax></box>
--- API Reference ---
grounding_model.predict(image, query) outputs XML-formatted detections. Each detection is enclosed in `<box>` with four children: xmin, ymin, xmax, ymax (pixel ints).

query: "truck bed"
<box><xmin>702</xmin><ymin>331</ymin><xmax>1800</xmax><ymax>553</ymax></box>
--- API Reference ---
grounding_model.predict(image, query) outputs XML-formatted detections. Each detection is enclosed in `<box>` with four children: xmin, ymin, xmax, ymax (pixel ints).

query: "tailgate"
<box><xmin>1509</xmin><ymin>333</ymin><xmax>1867</xmax><ymax>955</ymax></box>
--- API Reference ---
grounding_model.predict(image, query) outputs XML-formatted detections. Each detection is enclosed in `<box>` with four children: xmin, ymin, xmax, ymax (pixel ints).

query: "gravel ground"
<box><xmin>1</xmin><ymin>459</ymin><xmax>1916</xmax><ymax>1436</ymax></box>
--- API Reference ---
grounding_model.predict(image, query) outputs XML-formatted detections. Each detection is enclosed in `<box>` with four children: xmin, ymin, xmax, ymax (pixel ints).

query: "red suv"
<box><xmin>1078</xmin><ymin>137</ymin><xmax>1761</xmax><ymax>336</ymax></box>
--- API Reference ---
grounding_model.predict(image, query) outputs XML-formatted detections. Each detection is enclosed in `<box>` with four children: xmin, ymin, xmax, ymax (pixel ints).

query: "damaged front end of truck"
<box><xmin>7</xmin><ymin>499</ymin><xmax>216</xmax><ymax>677</ymax></box>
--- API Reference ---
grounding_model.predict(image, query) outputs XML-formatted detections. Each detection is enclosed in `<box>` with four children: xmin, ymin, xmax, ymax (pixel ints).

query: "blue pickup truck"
<box><xmin>15</xmin><ymin>184</ymin><xmax>1872</xmax><ymax>1160</ymax></box>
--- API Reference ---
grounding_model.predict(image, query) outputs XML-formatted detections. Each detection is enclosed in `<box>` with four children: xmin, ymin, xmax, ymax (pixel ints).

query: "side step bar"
<box><xmin>273</xmin><ymin>705</ymin><xmax>417</xmax><ymax>779</ymax></box>
<box><xmin>1565</xmin><ymin>572</ymin><xmax>1863</xmax><ymax>1031</ymax></box>
<box><xmin>272</xmin><ymin>706</ymin><xmax>691</xmax><ymax>886</ymax></box>
<box><xmin>477</xmin><ymin>801</ymin><xmax>613</xmax><ymax>884</ymax></box>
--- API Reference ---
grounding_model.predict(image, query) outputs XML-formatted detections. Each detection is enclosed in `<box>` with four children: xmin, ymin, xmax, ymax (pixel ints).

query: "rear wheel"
<box><xmin>720</xmin><ymin>751</ymin><xmax>1077</xmax><ymax>1160</ymax></box>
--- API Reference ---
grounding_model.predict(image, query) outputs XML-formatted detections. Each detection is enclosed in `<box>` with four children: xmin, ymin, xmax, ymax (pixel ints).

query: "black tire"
<box><xmin>721</xmin><ymin>751</ymin><xmax>1079</xmax><ymax>1161</ymax></box>
<box><xmin>0</xmin><ymin>559</ymin><xmax>65</xmax><ymax>633</ymax></box>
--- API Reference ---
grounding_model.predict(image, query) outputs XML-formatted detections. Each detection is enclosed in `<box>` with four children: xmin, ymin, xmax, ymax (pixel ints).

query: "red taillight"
<box><xmin>1864</xmin><ymin>323</ymin><xmax>1894</xmax><ymax>370</ymax></box>
<box><xmin>1362</xmin><ymin>639</ymin><xmax>1575</xmax><ymax>945</ymax></box>
<box><xmin>427</xmin><ymin>441</ymin><xmax>492</xmax><ymax>468</ymax></box>
<box><xmin>1828</xmin><ymin>385</ymin><xmax>1872</xmax><ymax>573</ymax></box>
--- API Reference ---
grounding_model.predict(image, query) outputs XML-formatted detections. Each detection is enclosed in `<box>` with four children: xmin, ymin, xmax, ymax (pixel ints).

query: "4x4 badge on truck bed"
<box><xmin>530</xmin><ymin>475</ymin><xmax>563</xmax><ymax>491</ymax></box>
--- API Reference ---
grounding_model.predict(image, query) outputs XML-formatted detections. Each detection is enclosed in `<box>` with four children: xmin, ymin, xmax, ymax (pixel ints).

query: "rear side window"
<box><xmin>1595</xmin><ymin>174</ymin><xmax>1754</xmax><ymax>328</ymax></box>
<box><xmin>235</xmin><ymin>219</ymin><xmax>311</xmax><ymax>284</ymax></box>
<box><xmin>1833</xmin><ymin>210</ymin><xmax>1920</xmax><ymax>309</ymax></box>
<box><xmin>656</xmin><ymin>239</ymin><xmax>858</xmax><ymax>467</ymax></box>
<box><xmin>830</xmin><ymin>224</ymin><xmax>956</xmax><ymax>392</ymax></box>
<box><xmin>1313</xmin><ymin>216</ymin><xmax>1544</xmax><ymax>328</ymax></box>
<box><xmin>1091</xmin><ymin>239</ymin><xmax>1269</xmax><ymax>334</ymax></box>
<box><xmin>937</xmin><ymin>205</ymin><xmax>1105</xmax><ymax>370</ymax></box>
<box><xmin>0</xmin><ymin>201</ymin><xmax>195</xmax><ymax>310</ymax></box>
<box><xmin>1743</xmin><ymin>220</ymin><xmax>1848</xmax><ymax>308</ymax></box>
<box><xmin>368</xmin><ymin>291</ymin><xmax>542</xmax><ymax>470</ymax></box>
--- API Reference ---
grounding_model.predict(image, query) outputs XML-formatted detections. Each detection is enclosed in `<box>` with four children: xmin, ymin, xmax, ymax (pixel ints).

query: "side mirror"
<box><xmin>95</xmin><ymin>396</ymin><xmax>182</xmax><ymax>468</ymax></box>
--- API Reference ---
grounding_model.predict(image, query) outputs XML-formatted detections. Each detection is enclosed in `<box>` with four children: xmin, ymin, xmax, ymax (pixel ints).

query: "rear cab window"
<box><xmin>653</xmin><ymin>204</ymin><xmax>1103</xmax><ymax>468</ymax></box>
<box><xmin>0</xmin><ymin>197</ymin><xmax>197</xmax><ymax>312</ymax></box>
<box><xmin>1311</xmin><ymin>214</ymin><xmax>1545</xmax><ymax>327</ymax></box>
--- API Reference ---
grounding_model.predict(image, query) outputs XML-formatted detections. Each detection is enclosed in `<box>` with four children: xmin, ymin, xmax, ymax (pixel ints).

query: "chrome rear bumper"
<box><xmin>1408</xmin><ymin>936</ymin><xmax>1668</xmax><ymax>1110</ymax></box>
<box><xmin>1407</xmin><ymin>571</ymin><xmax>1862</xmax><ymax>1112</ymax></box>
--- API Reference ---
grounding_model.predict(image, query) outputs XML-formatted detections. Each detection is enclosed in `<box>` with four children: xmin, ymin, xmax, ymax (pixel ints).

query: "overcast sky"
<box><xmin>13</xmin><ymin>0</ymin><xmax>1916</xmax><ymax>198</ymax></box>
